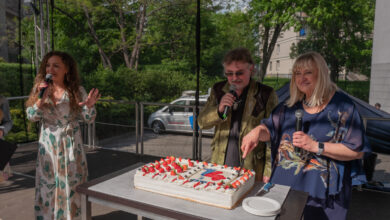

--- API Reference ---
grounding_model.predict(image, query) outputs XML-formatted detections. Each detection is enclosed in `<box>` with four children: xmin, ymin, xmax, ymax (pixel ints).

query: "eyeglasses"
<box><xmin>224</xmin><ymin>71</ymin><xmax>245</xmax><ymax>77</ymax></box>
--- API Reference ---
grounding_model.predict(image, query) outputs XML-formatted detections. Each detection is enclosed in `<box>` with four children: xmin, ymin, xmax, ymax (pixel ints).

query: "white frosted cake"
<box><xmin>134</xmin><ymin>156</ymin><xmax>255</xmax><ymax>209</ymax></box>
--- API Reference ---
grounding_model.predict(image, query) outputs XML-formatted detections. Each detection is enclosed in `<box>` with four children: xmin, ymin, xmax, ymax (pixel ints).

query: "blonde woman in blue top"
<box><xmin>241</xmin><ymin>52</ymin><xmax>370</xmax><ymax>220</ymax></box>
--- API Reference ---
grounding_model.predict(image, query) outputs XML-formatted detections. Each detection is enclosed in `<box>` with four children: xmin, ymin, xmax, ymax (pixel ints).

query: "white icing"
<box><xmin>134</xmin><ymin>157</ymin><xmax>255</xmax><ymax>209</ymax></box>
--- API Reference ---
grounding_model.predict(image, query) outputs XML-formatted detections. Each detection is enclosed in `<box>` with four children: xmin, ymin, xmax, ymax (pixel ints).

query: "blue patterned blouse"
<box><xmin>262</xmin><ymin>91</ymin><xmax>370</xmax><ymax>201</ymax></box>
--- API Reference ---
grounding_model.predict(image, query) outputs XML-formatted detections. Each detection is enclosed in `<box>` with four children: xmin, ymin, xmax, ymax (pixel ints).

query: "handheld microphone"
<box><xmin>222</xmin><ymin>84</ymin><xmax>237</xmax><ymax>119</ymax></box>
<box><xmin>38</xmin><ymin>74</ymin><xmax>53</xmax><ymax>99</ymax></box>
<box><xmin>294</xmin><ymin>109</ymin><xmax>303</xmax><ymax>154</ymax></box>
<box><xmin>295</xmin><ymin>109</ymin><xmax>303</xmax><ymax>131</ymax></box>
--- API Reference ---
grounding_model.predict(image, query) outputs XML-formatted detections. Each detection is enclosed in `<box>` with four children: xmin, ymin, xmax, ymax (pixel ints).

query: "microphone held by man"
<box><xmin>222</xmin><ymin>84</ymin><xmax>237</xmax><ymax>119</ymax></box>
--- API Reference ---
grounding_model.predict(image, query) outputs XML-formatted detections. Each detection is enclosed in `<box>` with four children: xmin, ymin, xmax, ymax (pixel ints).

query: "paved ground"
<box><xmin>97</xmin><ymin>131</ymin><xmax>212</xmax><ymax>160</ymax></box>
<box><xmin>1</xmin><ymin>133</ymin><xmax>390</xmax><ymax>220</ymax></box>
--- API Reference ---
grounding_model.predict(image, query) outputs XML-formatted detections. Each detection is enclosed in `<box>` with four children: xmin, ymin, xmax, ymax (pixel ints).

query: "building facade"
<box><xmin>369</xmin><ymin>0</ymin><xmax>390</xmax><ymax>113</ymax></box>
<box><xmin>266</xmin><ymin>27</ymin><xmax>306</xmax><ymax>78</ymax></box>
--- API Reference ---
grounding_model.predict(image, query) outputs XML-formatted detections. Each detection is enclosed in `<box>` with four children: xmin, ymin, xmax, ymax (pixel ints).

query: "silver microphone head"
<box><xmin>295</xmin><ymin>109</ymin><xmax>303</xmax><ymax>119</ymax></box>
<box><xmin>229</xmin><ymin>84</ymin><xmax>236</xmax><ymax>92</ymax></box>
<box><xmin>45</xmin><ymin>73</ymin><xmax>53</xmax><ymax>82</ymax></box>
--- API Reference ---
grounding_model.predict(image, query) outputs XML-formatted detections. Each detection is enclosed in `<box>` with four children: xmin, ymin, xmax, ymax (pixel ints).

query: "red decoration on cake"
<box><xmin>204</xmin><ymin>182</ymin><xmax>212</xmax><ymax>189</ymax></box>
<box><xmin>134</xmin><ymin>156</ymin><xmax>257</xmax><ymax>209</ymax></box>
<box><xmin>204</xmin><ymin>171</ymin><xmax>226</xmax><ymax>181</ymax></box>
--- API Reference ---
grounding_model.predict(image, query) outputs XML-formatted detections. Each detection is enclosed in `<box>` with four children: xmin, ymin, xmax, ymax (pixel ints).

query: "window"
<box><xmin>269</xmin><ymin>62</ymin><xmax>272</xmax><ymax>71</ymax></box>
<box><xmin>189</xmin><ymin>100</ymin><xmax>207</xmax><ymax>107</ymax></box>
<box><xmin>276</xmin><ymin>60</ymin><xmax>280</xmax><ymax>71</ymax></box>
<box><xmin>169</xmin><ymin>100</ymin><xmax>186</xmax><ymax>113</ymax></box>
<box><xmin>299</xmin><ymin>28</ymin><xmax>306</xmax><ymax>36</ymax></box>
<box><xmin>276</xmin><ymin>44</ymin><xmax>280</xmax><ymax>55</ymax></box>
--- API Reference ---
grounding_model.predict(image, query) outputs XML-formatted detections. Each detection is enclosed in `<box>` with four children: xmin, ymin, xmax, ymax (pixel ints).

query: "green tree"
<box><xmin>290</xmin><ymin>0</ymin><xmax>375</xmax><ymax>81</ymax></box>
<box><xmin>249</xmin><ymin>0</ymin><xmax>302</xmax><ymax>80</ymax></box>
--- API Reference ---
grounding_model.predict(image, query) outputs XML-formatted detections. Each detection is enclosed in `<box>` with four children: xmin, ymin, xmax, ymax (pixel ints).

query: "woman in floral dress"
<box><xmin>26</xmin><ymin>51</ymin><xmax>100</xmax><ymax>220</ymax></box>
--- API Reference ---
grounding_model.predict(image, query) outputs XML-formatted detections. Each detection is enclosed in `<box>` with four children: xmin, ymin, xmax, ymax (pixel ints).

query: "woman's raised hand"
<box><xmin>79</xmin><ymin>88</ymin><xmax>101</xmax><ymax>108</ymax></box>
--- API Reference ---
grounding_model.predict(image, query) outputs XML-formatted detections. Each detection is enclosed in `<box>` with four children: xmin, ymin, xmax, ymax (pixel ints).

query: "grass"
<box><xmin>262</xmin><ymin>77</ymin><xmax>291</xmax><ymax>90</ymax></box>
<box><xmin>337</xmin><ymin>80</ymin><xmax>370</xmax><ymax>102</ymax></box>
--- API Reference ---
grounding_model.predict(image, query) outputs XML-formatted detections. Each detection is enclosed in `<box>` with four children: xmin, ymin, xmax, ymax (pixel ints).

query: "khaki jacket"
<box><xmin>198</xmin><ymin>80</ymin><xmax>278</xmax><ymax>180</ymax></box>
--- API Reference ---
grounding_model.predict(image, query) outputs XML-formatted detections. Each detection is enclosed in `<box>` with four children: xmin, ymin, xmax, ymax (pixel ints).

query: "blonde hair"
<box><xmin>286</xmin><ymin>51</ymin><xmax>337</xmax><ymax>107</ymax></box>
<box><xmin>26</xmin><ymin>51</ymin><xmax>82</xmax><ymax>114</ymax></box>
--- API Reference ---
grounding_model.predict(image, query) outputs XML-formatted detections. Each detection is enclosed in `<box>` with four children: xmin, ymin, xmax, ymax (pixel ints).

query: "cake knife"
<box><xmin>239</xmin><ymin>156</ymin><xmax>245</xmax><ymax>173</ymax></box>
<box><xmin>256</xmin><ymin>182</ymin><xmax>275</xmax><ymax>197</ymax></box>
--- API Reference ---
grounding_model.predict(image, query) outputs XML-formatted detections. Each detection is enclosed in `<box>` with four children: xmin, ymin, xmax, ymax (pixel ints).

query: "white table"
<box><xmin>77</xmin><ymin>163</ymin><xmax>308</xmax><ymax>220</ymax></box>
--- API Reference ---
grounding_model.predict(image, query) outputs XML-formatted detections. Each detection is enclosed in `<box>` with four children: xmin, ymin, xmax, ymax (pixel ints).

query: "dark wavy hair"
<box><xmin>223</xmin><ymin>48</ymin><xmax>254</xmax><ymax>66</ymax></box>
<box><xmin>26</xmin><ymin>51</ymin><xmax>82</xmax><ymax>114</ymax></box>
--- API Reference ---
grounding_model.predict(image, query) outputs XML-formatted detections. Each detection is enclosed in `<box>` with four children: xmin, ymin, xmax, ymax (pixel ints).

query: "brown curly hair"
<box><xmin>26</xmin><ymin>51</ymin><xmax>82</xmax><ymax>114</ymax></box>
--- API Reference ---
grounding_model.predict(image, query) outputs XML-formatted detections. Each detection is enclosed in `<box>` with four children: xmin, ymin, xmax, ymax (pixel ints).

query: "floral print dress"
<box><xmin>26</xmin><ymin>87</ymin><xmax>96</xmax><ymax>220</ymax></box>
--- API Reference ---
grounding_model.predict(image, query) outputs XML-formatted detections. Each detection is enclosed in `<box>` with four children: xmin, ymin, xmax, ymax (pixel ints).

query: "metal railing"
<box><xmin>7</xmin><ymin>95</ymin><xmax>390</xmax><ymax>161</ymax></box>
<box><xmin>93</xmin><ymin>99</ymin><xmax>139</xmax><ymax>154</ymax></box>
<box><xmin>140</xmin><ymin>102</ymin><xmax>204</xmax><ymax>160</ymax></box>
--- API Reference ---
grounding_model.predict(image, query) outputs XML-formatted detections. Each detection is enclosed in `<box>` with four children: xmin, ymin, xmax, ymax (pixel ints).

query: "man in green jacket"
<box><xmin>198</xmin><ymin>48</ymin><xmax>278</xmax><ymax>182</ymax></box>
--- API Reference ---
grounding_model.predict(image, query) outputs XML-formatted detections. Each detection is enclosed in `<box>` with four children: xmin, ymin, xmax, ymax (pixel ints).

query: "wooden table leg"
<box><xmin>81</xmin><ymin>194</ymin><xmax>91</xmax><ymax>220</ymax></box>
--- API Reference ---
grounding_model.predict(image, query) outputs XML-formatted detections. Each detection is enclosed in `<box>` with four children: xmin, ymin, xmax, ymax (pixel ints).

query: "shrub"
<box><xmin>0</xmin><ymin>63</ymin><xmax>34</xmax><ymax>96</ymax></box>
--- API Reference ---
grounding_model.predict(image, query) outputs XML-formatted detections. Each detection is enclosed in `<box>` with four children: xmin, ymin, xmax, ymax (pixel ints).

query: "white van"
<box><xmin>147</xmin><ymin>91</ymin><xmax>214</xmax><ymax>135</ymax></box>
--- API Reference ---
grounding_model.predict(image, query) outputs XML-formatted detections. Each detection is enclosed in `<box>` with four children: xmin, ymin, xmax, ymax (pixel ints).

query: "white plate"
<box><xmin>242</xmin><ymin>197</ymin><xmax>281</xmax><ymax>216</ymax></box>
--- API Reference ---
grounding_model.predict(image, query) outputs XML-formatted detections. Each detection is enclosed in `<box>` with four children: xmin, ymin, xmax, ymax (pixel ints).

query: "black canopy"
<box><xmin>276</xmin><ymin>82</ymin><xmax>390</xmax><ymax>154</ymax></box>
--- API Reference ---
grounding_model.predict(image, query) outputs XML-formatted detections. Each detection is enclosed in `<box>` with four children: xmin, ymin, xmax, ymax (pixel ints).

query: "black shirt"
<box><xmin>224</xmin><ymin>86</ymin><xmax>249</xmax><ymax>167</ymax></box>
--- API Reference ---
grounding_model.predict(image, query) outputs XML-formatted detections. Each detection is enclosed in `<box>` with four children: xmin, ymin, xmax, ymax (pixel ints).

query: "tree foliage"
<box><xmin>290</xmin><ymin>0</ymin><xmax>375</xmax><ymax>81</ymax></box>
<box><xmin>17</xmin><ymin>0</ymin><xmax>375</xmax><ymax>96</ymax></box>
<box><xmin>249</xmin><ymin>0</ymin><xmax>302</xmax><ymax>80</ymax></box>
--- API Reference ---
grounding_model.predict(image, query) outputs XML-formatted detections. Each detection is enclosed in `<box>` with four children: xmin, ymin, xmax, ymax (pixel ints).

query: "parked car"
<box><xmin>147</xmin><ymin>91</ymin><xmax>214</xmax><ymax>135</ymax></box>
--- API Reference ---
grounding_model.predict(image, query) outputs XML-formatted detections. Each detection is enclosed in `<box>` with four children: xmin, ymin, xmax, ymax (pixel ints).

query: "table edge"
<box><xmin>77</xmin><ymin>163</ymin><xmax>308</xmax><ymax>220</ymax></box>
